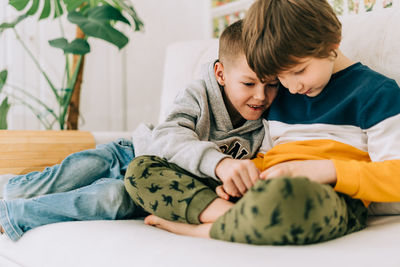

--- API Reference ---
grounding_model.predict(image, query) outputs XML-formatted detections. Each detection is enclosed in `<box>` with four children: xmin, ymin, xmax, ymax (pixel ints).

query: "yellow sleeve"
<box><xmin>333</xmin><ymin>159</ymin><xmax>400</xmax><ymax>202</ymax></box>
<box><xmin>251</xmin><ymin>152</ymin><xmax>265</xmax><ymax>171</ymax></box>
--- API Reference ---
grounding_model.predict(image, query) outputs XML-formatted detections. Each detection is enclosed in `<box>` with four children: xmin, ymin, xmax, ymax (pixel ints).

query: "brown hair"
<box><xmin>219</xmin><ymin>19</ymin><xmax>244</xmax><ymax>66</ymax></box>
<box><xmin>243</xmin><ymin>0</ymin><xmax>341</xmax><ymax>79</ymax></box>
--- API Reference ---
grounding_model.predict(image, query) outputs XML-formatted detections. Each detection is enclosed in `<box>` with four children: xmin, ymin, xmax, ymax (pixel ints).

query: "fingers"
<box><xmin>217</xmin><ymin>159</ymin><xmax>261</xmax><ymax>197</ymax></box>
<box><xmin>215</xmin><ymin>185</ymin><xmax>230</xmax><ymax>200</ymax></box>
<box><xmin>247</xmin><ymin>163</ymin><xmax>260</xmax><ymax>184</ymax></box>
<box><xmin>222</xmin><ymin>180</ymin><xmax>242</xmax><ymax>197</ymax></box>
<box><xmin>223</xmin><ymin>172</ymin><xmax>252</xmax><ymax>197</ymax></box>
<box><xmin>232</xmin><ymin>176</ymin><xmax>247</xmax><ymax>196</ymax></box>
<box><xmin>235</xmin><ymin>160</ymin><xmax>260</xmax><ymax>191</ymax></box>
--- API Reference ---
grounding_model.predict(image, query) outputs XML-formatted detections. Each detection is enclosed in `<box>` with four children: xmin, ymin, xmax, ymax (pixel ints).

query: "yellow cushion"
<box><xmin>0</xmin><ymin>130</ymin><xmax>95</xmax><ymax>175</ymax></box>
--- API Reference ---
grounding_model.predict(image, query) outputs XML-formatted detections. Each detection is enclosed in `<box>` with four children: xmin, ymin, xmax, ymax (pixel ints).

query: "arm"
<box><xmin>333</xmin><ymin>159</ymin><xmax>400</xmax><ymax>202</ymax></box>
<box><xmin>137</xmin><ymin>82</ymin><xmax>228</xmax><ymax>179</ymax></box>
<box><xmin>335</xmin><ymin>80</ymin><xmax>400</xmax><ymax>202</ymax></box>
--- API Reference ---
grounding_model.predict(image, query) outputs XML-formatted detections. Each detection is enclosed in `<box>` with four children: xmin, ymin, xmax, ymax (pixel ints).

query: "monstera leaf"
<box><xmin>49</xmin><ymin>38</ymin><xmax>90</xmax><ymax>55</ymax></box>
<box><xmin>4</xmin><ymin>0</ymin><xmax>143</xmax><ymax>36</ymax></box>
<box><xmin>3</xmin><ymin>0</ymin><xmax>143</xmax><ymax>50</ymax></box>
<box><xmin>68</xmin><ymin>6</ymin><xmax>130</xmax><ymax>49</ymax></box>
<box><xmin>0</xmin><ymin>14</ymin><xmax>28</xmax><ymax>33</ymax></box>
<box><xmin>9</xmin><ymin>0</ymin><xmax>64</xmax><ymax>19</ymax></box>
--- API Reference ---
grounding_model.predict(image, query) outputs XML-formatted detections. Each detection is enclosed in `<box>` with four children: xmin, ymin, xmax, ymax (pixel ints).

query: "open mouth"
<box><xmin>248</xmin><ymin>104</ymin><xmax>264</xmax><ymax>110</ymax></box>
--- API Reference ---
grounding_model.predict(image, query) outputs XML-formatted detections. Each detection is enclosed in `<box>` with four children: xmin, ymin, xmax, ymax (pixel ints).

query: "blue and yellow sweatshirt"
<box><xmin>255</xmin><ymin>63</ymin><xmax>400</xmax><ymax>205</ymax></box>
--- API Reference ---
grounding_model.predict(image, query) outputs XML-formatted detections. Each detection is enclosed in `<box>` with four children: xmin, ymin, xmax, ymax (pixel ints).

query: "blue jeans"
<box><xmin>0</xmin><ymin>139</ymin><xmax>146</xmax><ymax>241</ymax></box>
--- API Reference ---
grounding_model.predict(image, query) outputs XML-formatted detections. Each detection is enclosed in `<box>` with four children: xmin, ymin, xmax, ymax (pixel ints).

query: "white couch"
<box><xmin>1</xmin><ymin>8</ymin><xmax>400</xmax><ymax>267</ymax></box>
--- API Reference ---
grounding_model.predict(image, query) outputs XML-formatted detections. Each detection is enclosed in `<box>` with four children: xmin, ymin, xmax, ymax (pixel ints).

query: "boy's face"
<box><xmin>215</xmin><ymin>54</ymin><xmax>278</xmax><ymax>122</ymax></box>
<box><xmin>277</xmin><ymin>56</ymin><xmax>335</xmax><ymax>97</ymax></box>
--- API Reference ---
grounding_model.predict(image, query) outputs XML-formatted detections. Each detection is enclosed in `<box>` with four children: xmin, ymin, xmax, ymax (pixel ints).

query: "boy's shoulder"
<box><xmin>332</xmin><ymin>62</ymin><xmax>399</xmax><ymax>99</ymax></box>
<box><xmin>339</xmin><ymin>63</ymin><xmax>396</xmax><ymax>88</ymax></box>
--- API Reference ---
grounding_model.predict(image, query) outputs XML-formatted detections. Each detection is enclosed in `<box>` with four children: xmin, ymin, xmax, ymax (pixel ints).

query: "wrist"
<box><xmin>215</xmin><ymin>157</ymin><xmax>232</xmax><ymax>179</ymax></box>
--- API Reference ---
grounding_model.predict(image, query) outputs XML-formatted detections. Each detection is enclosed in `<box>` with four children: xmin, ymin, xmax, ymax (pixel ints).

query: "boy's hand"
<box><xmin>260</xmin><ymin>160</ymin><xmax>337</xmax><ymax>185</ymax></box>
<box><xmin>215</xmin><ymin>158</ymin><xmax>260</xmax><ymax>197</ymax></box>
<box><xmin>215</xmin><ymin>185</ymin><xmax>230</xmax><ymax>200</ymax></box>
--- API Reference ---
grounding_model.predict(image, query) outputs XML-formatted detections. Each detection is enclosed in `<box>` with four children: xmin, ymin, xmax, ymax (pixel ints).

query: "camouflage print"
<box><xmin>124</xmin><ymin>156</ymin><xmax>219</xmax><ymax>224</ymax></box>
<box><xmin>210</xmin><ymin>177</ymin><xmax>368</xmax><ymax>245</ymax></box>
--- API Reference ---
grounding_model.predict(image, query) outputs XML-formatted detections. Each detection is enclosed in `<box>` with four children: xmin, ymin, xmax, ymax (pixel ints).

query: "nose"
<box><xmin>287</xmin><ymin>80</ymin><xmax>303</xmax><ymax>94</ymax></box>
<box><xmin>254</xmin><ymin>84</ymin><xmax>266</xmax><ymax>101</ymax></box>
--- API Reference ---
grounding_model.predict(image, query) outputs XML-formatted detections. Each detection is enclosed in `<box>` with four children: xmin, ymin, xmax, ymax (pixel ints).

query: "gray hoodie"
<box><xmin>132</xmin><ymin>61</ymin><xmax>265</xmax><ymax>180</ymax></box>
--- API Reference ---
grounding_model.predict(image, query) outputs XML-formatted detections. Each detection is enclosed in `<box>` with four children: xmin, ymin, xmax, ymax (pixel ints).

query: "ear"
<box><xmin>214</xmin><ymin>61</ymin><xmax>225</xmax><ymax>86</ymax></box>
<box><xmin>332</xmin><ymin>43</ymin><xmax>340</xmax><ymax>50</ymax></box>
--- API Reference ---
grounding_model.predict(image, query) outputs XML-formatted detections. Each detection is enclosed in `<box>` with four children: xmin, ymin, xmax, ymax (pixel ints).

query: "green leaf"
<box><xmin>27</xmin><ymin>0</ymin><xmax>40</xmax><ymax>16</ymax></box>
<box><xmin>64</xmin><ymin>39</ymin><xmax>90</xmax><ymax>55</ymax></box>
<box><xmin>79</xmin><ymin>4</ymin><xmax>91</xmax><ymax>15</ymax></box>
<box><xmin>49</xmin><ymin>38</ymin><xmax>90</xmax><ymax>55</ymax></box>
<box><xmin>88</xmin><ymin>5</ymin><xmax>130</xmax><ymax>25</ymax></box>
<box><xmin>39</xmin><ymin>0</ymin><xmax>51</xmax><ymax>20</ymax></box>
<box><xmin>53</xmin><ymin>0</ymin><xmax>64</xmax><ymax>18</ymax></box>
<box><xmin>9</xmin><ymin>0</ymin><xmax>30</xmax><ymax>11</ymax></box>
<box><xmin>0</xmin><ymin>70</ymin><xmax>7</xmax><ymax>93</ymax></box>
<box><xmin>111</xmin><ymin>0</ymin><xmax>144</xmax><ymax>31</ymax></box>
<box><xmin>49</xmin><ymin>37</ymin><xmax>68</xmax><ymax>49</ymax></box>
<box><xmin>0</xmin><ymin>97</ymin><xmax>11</xmax><ymax>130</ymax></box>
<box><xmin>68</xmin><ymin>11</ymin><xmax>129</xmax><ymax>49</ymax></box>
<box><xmin>64</xmin><ymin>0</ymin><xmax>86</xmax><ymax>12</ymax></box>
<box><xmin>0</xmin><ymin>14</ymin><xmax>29</xmax><ymax>33</ymax></box>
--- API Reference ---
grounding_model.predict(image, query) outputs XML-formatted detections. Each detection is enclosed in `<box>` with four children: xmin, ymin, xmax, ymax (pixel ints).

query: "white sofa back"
<box><xmin>159</xmin><ymin>8</ymin><xmax>400</xmax><ymax>122</ymax></box>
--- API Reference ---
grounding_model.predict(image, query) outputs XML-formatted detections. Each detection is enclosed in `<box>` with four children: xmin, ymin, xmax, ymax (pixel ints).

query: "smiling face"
<box><xmin>215</xmin><ymin>53</ymin><xmax>278</xmax><ymax>124</ymax></box>
<box><xmin>277</xmin><ymin>56</ymin><xmax>336</xmax><ymax>97</ymax></box>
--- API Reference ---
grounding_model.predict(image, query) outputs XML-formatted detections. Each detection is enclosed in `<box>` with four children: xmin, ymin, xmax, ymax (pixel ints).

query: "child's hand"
<box><xmin>215</xmin><ymin>158</ymin><xmax>260</xmax><ymax>197</ymax></box>
<box><xmin>215</xmin><ymin>185</ymin><xmax>230</xmax><ymax>200</ymax></box>
<box><xmin>260</xmin><ymin>160</ymin><xmax>337</xmax><ymax>185</ymax></box>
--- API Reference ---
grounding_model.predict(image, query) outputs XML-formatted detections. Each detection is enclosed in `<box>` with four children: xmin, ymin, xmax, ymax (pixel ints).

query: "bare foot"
<box><xmin>144</xmin><ymin>215</ymin><xmax>212</xmax><ymax>239</ymax></box>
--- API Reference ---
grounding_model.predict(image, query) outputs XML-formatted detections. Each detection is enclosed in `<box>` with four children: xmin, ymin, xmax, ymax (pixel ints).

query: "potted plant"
<box><xmin>0</xmin><ymin>0</ymin><xmax>143</xmax><ymax>130</ymax></box>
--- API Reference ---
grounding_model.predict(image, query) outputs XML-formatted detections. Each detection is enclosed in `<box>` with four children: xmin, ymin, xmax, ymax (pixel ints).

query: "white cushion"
<box><xmin>159</xmin><ymin>39</ymin><xmax>218</xmax><ymax>122</ymax></box>
<box><xmin>340</xmin><ymin>8</ymin><xmax>400</xmax><ymax>85</ymax></box>
<box><xmin>1</xmin><ymin>216</ymin><xmax>400</xmax><ymax>267</ymax></box>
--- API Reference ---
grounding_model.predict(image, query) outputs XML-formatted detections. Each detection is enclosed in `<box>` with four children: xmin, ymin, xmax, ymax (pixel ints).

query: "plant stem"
<box><xmin>59</xmin><ymin>55</ymin><xmax>83</xmax><ymax>129</ymax></box>
<box><xmin>13</xmin><ymin>28</ymin><xmax>60</xmax><ymax>102</ymax></box>
<box><xmin>6</xmin><ymin>83</ymin><xmax>59</xmax><ymax>121</ymax></box>
<box><xmin>4</xmin><ymin>92</ymin><xmax>52</xmax><ymax>129</ymax></box>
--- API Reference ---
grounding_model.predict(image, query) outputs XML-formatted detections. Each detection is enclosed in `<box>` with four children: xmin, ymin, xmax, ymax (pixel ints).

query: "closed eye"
<box><xmin>295</xmin><ymin>68</ymin><xmax>305</xmax><ymax>75</ymax></box>
<box><xmin>243</xmin><ymin>82</ymin><xmax>255</xmax><ymax>86</ymax></box>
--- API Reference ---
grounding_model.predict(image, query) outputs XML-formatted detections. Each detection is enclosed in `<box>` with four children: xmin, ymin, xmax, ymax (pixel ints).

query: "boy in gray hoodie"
<box><xmin>124</xmin><ymin>20</ymin><xmax>279</xmax><ymax>226</ymax></box>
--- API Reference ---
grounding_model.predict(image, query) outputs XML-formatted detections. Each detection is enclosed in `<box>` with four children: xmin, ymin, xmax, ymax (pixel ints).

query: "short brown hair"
<box><xmin>219</xmin><ymin>19</ymin><xmax>244</xmax><ymax>65</ymax></box>
<box><xmin>243</xmin><ymin>0</ymin><xmax>341</xmax><ymax>79</ymax></box>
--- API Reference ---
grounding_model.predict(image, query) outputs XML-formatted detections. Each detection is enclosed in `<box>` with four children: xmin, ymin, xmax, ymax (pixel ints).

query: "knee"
<box><xmin>243</xmin><ymin>178</ymin><xmax>330</xmax><ymax>244</ymax></box>
<box><xmin>124</xmin><ymin>156</ymin><xmax>165</xmax><ymax>200</ymax></box>
<box><xmin>104</xmin><ymin>179</ymin><xmax>126</xmax><ymax>203</ymax></box>
<box><xmin>250</xmin><ymin>177</ymin><xmax>320</xmax><ymax>203</ymax></box>
<box><xmin>90</xmin><ymin>179</ymin><xmax>126</xmax><ymax>204</ymax></box>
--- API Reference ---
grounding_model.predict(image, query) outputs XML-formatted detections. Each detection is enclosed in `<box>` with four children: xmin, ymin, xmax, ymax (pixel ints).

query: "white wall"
<box><xmin>0</xmin><ymin>0</ymin><xmax>211</xmax><ymax>131</ymax></box>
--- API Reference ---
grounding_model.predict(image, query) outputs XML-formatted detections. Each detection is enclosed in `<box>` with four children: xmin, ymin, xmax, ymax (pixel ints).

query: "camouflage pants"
<box><xmin>124</xmin><ymin>155</ymin><xmax>368</xmax><ymax>245</ymax></box>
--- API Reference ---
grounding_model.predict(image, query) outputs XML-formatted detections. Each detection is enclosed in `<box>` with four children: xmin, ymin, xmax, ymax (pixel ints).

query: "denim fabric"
<box><xmin>0</xmin><ymin>139</ymin><xmax>146</xmax><ymax>241</ymax></box>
